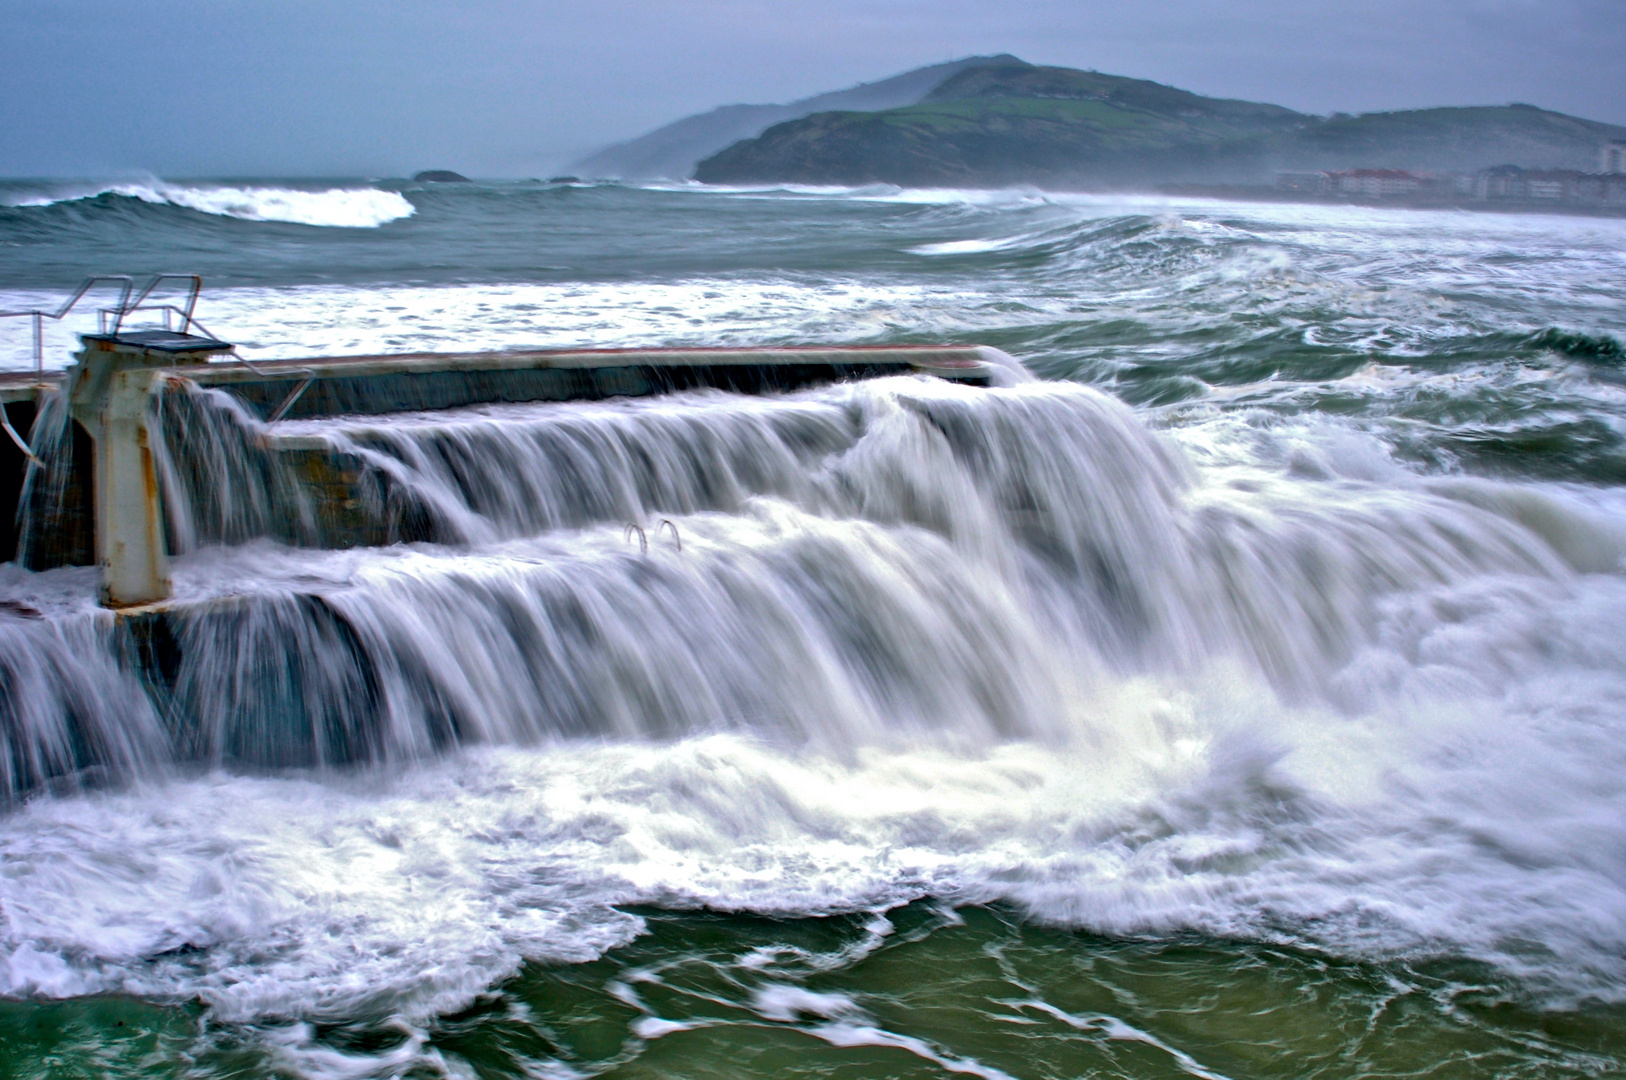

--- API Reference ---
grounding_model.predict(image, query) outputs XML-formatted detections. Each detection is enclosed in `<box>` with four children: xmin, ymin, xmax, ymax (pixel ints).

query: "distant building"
<box><xmin>1274</xmin><ymin>169</ymin><xmax>1439</xmax><ymax>198</ymax></box>
<box><xmin>1476</xmin><ymin>165</ymin><xmax>1527</xmax><ymax>199</ymax></box>
<box><xmin>1602</xmin><ymin>141</ymin><xmax>1626</xmax><ymax>174</ymax></box>
<box><xmin>1327</xmin><ymin>168</ymin><xmax>1427</xmax><ymax>197</ymax></box>
<box><xmin>1527</xmin><ymin>176</ymin><xmax>1565</xmax><ymax>199</ymax></box>
<box><xmin>1272</xmin><ymin>165</ymin><xmax>1626</xmax><ymax>208</ymax></box>
<box><xmin>1475</xmin><ymin>165</ymin><xmax>1626</xmax><ymax>204</ymax></box>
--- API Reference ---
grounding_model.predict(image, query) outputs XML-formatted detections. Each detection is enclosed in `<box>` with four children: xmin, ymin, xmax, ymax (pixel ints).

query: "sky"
<box><xmin>1</xmin><ymin>0</ymin><xmax>1621</xmax><ymax>177</ymax></box>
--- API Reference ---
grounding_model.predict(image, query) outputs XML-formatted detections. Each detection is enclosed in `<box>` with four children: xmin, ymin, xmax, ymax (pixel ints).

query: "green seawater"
<box><xmin>6</xmin><ymin>905</ymin><xmax>1626</xmax><ymax>1078</ymax></box>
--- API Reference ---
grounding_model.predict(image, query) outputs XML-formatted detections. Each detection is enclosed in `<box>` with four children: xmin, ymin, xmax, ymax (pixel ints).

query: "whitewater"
<box><xmin>1</xmin><ymin>177</ymin><xmax>1625</xmax><ymax>1079</ymax></box>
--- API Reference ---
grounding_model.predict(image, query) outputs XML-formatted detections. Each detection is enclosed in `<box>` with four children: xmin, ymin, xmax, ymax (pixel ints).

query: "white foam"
<box><xmin>683</xmin><ymin>179</ymin><xmax>1151</xmax><ymax>211</ymax></box>
<box><xmin>0</xmin><ymin>277</ymin><xmax>1020</xmax><ymax>373</ymax></box>
<box><xmin>185</xmin><ymin>279</ymin><xmax>1049</xmax><ymax>364</ymax></box>
<box><xmin>750</xmin><ymin>985</ymin><xmax>861</xmax><ymax>1022</ymax></box>
<box><xmin>908</xmin><ymin>238</ymin><xmax>1022</xmax><ymax>255</ymax></box>
<box><xmin>5</xmin><ymin>578</ymin><xmax>1626</xmax><ymax>1021</ymax></box>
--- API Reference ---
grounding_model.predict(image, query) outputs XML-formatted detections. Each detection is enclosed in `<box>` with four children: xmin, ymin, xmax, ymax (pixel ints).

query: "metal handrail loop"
<box><xmin>1</xmin><ymin>273</ymin><xmax>216</xmax><ymax>466</ymax></box>
<box><xmin>113</xmin><ymin>274</ymin><xmax>202</xmax><ymax>336</ymax></box>
<box><xmin>0</xmin><ymin>274</ymin><xmax>135</xmax><ymax>378</ymax></box>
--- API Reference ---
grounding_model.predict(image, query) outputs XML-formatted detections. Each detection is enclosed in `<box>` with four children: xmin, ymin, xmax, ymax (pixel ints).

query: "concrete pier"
<box><xmin>5</xmin><ymin>339</ymin><xmax>1003</xmax><ymax>606</ymax></box>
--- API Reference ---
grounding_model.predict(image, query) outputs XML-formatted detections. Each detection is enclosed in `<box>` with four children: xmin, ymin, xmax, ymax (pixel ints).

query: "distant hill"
<box><xmin>570</xmin><ymin>55</ymin><xmax>1021</xmax><ymax>179</ymax></box>
<box><xmin>693</xmin><ymin>60</ymin><xmax>1626</xmax><ymax>189</ymax></box>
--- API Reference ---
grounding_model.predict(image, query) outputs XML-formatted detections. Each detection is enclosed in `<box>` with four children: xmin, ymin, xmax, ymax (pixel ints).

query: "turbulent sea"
<box><xmin>2</xmin><ymin>176</ymin><xmax>1626</xmax><ymax>1078</ymax></box>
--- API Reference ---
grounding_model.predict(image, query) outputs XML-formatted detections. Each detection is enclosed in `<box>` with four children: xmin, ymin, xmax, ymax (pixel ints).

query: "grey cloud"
<box><xmin>1</xmin><ymin>0</ymin><xmax>1620</xmax><ymax>176</ymax></box>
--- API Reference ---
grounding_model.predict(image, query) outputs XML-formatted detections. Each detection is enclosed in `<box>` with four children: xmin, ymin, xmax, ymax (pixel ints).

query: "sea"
<box><xmin>1</xmin><ymin>176</ymin><xmax>1625</xmax><ymax>1078</ymax></box>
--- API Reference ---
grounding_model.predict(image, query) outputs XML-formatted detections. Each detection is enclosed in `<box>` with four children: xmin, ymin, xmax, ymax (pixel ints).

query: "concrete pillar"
<box><xmin>67</xmin><ymin>332</ymin><xmax>231</xmax><ymax>608</ymax></box>
<box><xmin>93</xmin><ymin>365</ymin><xmax>168</xmax><ymax>606</ymax></box>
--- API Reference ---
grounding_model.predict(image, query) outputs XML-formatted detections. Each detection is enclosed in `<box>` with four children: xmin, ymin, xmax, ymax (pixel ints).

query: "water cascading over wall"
<box><xmin>13</xmin><ymin>389</ymin><xmax>93</xmax><ymax>572</ymax></box>
<box><xmin>0</xmin><ymin>372</ymin><xmax>1591</xmax><ymax>801</ymax></box>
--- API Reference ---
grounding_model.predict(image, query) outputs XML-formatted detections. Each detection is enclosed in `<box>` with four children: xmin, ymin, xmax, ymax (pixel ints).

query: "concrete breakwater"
<box><xmin>6</xmin><ymin>338</ymin><xmax>1004</xmax><ymax>573</ymax></box>
<box><xmin>0</xmin><ymin>335</ymin><xmax>1010</xmax><ymax>795</ymax></box>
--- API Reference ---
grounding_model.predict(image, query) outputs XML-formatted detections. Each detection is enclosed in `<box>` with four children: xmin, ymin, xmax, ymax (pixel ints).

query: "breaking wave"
<box><xmin>4</xmin><ymin>181</ymin><xmax>415</xmax><ymax>228</ymax></box>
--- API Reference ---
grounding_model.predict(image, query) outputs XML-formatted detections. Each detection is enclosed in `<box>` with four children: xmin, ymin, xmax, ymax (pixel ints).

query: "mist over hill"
<box><xmin>677</xmin><ymin>59</ymin><xmax>1626</xmax><ymax>190</ymax></box>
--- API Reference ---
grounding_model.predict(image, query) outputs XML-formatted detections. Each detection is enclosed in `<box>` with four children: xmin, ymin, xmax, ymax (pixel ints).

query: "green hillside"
<box><xmin>692</xmin><ymin>62</ymin><xmax>1625</xmax><ymax>189</ymax></box>
<box><xmin>922</xmin><ymin>64</ymin><xmax>1307</xmax><ymax>131</ymax></box>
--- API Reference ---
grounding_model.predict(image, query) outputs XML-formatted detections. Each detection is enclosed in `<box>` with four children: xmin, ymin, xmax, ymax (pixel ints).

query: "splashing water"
<box><xmin>2</xmin><ymin>181</ymin><xmax>1626</xmax><ymax>1078</ymax></box>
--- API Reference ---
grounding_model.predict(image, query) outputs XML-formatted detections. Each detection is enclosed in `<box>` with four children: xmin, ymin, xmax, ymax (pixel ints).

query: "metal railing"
<box><xmin>119</xmin><ymin>274</ymin><xmax>202</xmax><ymax>336</ymax></box>
<box><xmin>0</xmin><ymin>275</ymin><xmax>134</xmax><ymax>378</ymax></box>
<box><xmin>0</xmin><ymin>273</ymin><xmax>214</xmax><ymax>462</ymax></box>
<box><xmin>0</xmin><ymin>410</ymin><xmax>41</xmax><ymax>466</ymax></box>
<box><xmin>0</xmin><ymin>273</ymin><xmax>212</xmax><ymax>378</ymax></box>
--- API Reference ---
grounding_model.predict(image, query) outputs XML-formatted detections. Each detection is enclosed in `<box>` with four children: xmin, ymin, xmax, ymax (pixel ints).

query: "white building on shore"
<box><xmin>1274</xmin><ymin>157</ymin><xmax>1626</xmax><ymax>207</ymax></box>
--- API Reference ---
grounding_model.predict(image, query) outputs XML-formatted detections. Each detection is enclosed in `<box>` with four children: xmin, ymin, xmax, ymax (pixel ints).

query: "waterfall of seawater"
<box><xmin>2</xmin><ymin>374</ymin><xmax>1609</xmax><ymax>800</ymax></box>
<box><xmin>14</xmin><ymin>388</ymin><xmax>84</xmax><ymax>570</ymax></box>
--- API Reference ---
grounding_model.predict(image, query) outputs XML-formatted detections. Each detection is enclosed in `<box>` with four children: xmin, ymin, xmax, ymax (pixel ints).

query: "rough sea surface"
<box><xmin>2</xmin><ymin>177</ymin><xmax>1626</xmax><ymax>1078</ymax></box>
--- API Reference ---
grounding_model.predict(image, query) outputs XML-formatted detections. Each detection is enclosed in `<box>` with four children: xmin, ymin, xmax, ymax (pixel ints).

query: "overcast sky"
<box><xmin>2</xmin><ymin>0</ymin><xmax>1621</xmax><ymax>177</ymax></box>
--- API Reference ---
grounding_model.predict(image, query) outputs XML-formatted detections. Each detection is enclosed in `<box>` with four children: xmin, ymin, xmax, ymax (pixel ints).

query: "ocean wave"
<box><xmin>6</xmin><ymin>182</ymin><xmax>415</xmax><ymax>228</ymax></box>
<box><xmin>1528</xmin><ymin>327</ymin><xmax>1626</xmax><ymax>362</ymax></box>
